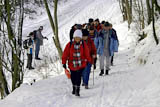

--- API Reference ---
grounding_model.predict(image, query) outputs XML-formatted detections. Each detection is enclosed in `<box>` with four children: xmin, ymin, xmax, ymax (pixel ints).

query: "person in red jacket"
<box><xmin>82</xmin><ymin>29</ymin><xmax>97</xmax><ymax>89</ymax></box>
<box><xmin>62</xmin><ymin>29</ymin><xmax>91</xmax><ymax>96</ymax></box>
<box><xmin>94</xmin><ymin>18</ymin><xmax>102</xmax><ymax>32</ymax></box>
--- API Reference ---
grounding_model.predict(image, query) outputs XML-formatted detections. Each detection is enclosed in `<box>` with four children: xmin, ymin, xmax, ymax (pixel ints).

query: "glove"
<box><xmin>44</xmin><ymin>37</ymin><xmax>48</xmax><ymax>40</ymax></box>
<box><xmin>63</xmin><ymin>64</ymin><xmax>67</xmax><ymax>69</ymax></box>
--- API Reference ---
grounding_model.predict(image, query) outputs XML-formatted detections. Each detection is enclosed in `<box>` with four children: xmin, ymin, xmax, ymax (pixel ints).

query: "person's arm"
<box><xmin>83</xmin><ymin>42</ymin><xmax>91</xmax><ymax>64</ymax></box>
<box><xmin>62</xmin><ymin>43</ymin><xmax>70</xmax><ymax>65</ymax></box>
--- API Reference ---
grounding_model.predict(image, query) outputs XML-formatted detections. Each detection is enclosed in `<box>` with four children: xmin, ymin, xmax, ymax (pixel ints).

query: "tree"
<box><xmin>43</xmin><ymin>0</ymin><xmax>63</xmax><ymax>58</ymax></box>
<box><xmin>0</xmin><ymin>0</ymin><xmax>25</xmax><ymax>96</ymax></box>
<box><xmin>146</xmin><ymin>0</ymin><xmax>152</xmax><ymax>24</ymax></box>
<box><xmin>152</xmin><ymin>0</ymin><xmax>159</xmax><ymax>45</ymax></box>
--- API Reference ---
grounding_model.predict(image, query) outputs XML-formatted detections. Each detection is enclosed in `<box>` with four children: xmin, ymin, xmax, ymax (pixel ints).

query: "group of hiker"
<box><xmin>24</xmin><ymin>26</ymin><xmax>48</xmax><ymax>70</ymax></box>
<box><xmin>62</xmin><ymin>18</ymin><xmax>119</xmax><ymax>96</ymax></box>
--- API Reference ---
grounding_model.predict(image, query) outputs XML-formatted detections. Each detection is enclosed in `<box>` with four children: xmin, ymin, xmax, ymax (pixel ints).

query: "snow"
<box><xmin>1</xmin><ymin>0</ymin><xmax>160</xmax><ymax>106</ymax></box>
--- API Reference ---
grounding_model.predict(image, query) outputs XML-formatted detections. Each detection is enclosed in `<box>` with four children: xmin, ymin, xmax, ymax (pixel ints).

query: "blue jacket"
<box><xmin>94</xmin><ymin>29</ymin><xmax>119</xmax><ymax>56</ymax></box>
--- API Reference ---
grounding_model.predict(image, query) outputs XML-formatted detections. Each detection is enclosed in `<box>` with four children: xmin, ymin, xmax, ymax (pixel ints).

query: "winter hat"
<box><xmin>82</xmin><ymin>29</ymin><xmax>89</xmax><ymax>36</ymax></box>
<box><xmin>101</xmin><ymin>21</ymin><xmax>105</xmax><ymax>24</ymax></box>
<box><xmin>104</xmin><ymin>22</ymin><xmax>110</xmax><ymax>27</ymax></box>
<box><xmin>39</xmin><ymin>26</ymin><xmax>43</xmax><ymax>30</ymax></box>
<box><xmin>73</xmin><ymin>30</ymin><xmax>82</xmax><ymax>38</ymax></box>
<box><xmin>89</xmin><ymin>18</ymin><xmax>94</xmax><ymax>23</ymax></box>
<box><xmin>95</xmin><ymin>18</ymin><xmax>99</xmax><ymax>22</ymax></box>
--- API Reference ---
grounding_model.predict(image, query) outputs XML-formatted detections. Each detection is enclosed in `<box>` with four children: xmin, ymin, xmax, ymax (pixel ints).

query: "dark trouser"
<box><xmin>82</xmin><ymin>63</ymin><xmax>92</xmax><ymax>85</ymax></box>
<box><xmin>27</xmin><ymin>54</ymin><xmax>32</xmax><ymax>68</ymax></box>
<box><xmin>111</xmin><ymin>55</ymin><xmax>114</xmax><ymax>64</ymax></box>
<box><xmin>70</xmin><ymin>69</ymin><xmax>83</xmax><ymax>87</ymax></box>
<box><xmin>35</xmin><ymin>40</ymin><xmax>40</xmax><ymax>58</ymax></box>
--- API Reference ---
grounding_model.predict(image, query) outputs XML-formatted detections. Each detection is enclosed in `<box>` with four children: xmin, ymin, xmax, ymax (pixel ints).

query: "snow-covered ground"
<box><xmin>1</xmin><ymin>0</ymin><xmax>160</xmax><ymax>106</ymax></box>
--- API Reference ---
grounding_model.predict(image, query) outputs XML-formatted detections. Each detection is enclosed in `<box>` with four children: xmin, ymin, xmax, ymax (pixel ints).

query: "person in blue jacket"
<box><xmin>109</xmin><ymin>23</ymin><xmax>119</xmax><ymax>66</ymax></box>
<box><xmin>94</xmin><ymin>22</ymin><xmax>119</xmax><ymax>76</ymax></box>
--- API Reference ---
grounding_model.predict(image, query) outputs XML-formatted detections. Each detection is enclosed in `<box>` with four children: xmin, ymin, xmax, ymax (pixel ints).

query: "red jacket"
<box><xmin>95</xmin><ymin>24</ymin><xmax>102</xmax><ymax>32</ymax></box>
<box><xmin>62</xmin><ymin>41</ymin><xmax>91</xmax><ymax>71</ymax></box>
<box><xmin>84</xmin><ymin>37</ymin><xmax>97</xmax><ymax>64</ymax></box>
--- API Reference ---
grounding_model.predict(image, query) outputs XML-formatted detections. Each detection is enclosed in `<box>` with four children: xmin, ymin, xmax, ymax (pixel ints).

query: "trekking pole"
<box><xmin>93</xmin><ymin>66</ymin><xmax>94</xmax><ymax>86</ymax></box>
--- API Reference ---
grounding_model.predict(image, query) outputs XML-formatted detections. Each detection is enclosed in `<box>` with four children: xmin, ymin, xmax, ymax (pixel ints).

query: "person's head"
<box><xmin>109</xmin><ymin>23</ymin><xmax>113</xmax><ymax>29</ymax></box>
<box><xmin>89</xmin><ymin>18</ymin><xmax>94</xmax><ymax>24</ymax></box>
<box><xmin>73</xmin><ymin>30</ymin><xmax>82</xmax><ymax>43</ymax></box>
<box><xmin>101</xmin><ymin>21</ymin><xmax>105</xmax><ymax>29</ymax></box>
<box><xmin>104</xmin><ymin>22</ymin><xmax>110</xmax><ymax>31</ymax></box>
<box><xmin>82</xmin><ymin>29</ymin><xmax>89</xmax><ymax>40</ymax></box>
<box><xmin>94</xmin><ymin>18</ymin><xmax>100</xmax><ymax>26</ymax></box>
<box><xmin>29</xmin><ymin>32</ymin><xmax>34</xmax><ymax>39</ymax></box>
<box><xmin>39</xmin><ymin>26</ymin><xmax>43</xmax><ymax>31</ymax></box>
<box><xmin>89</xmin><ymin>26</ymin><xmax>95</xmax><ymax>34</ymax></box>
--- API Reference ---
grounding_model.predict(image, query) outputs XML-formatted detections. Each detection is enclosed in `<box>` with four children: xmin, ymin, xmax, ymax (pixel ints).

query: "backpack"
<box><xmin>23</xmin><ymin>38</ymin><xmax>32</xmax><ymax>49</ymax></box>
<box><xmin>33</xmin><ymin>30</ymin><xmax>37</xmax><ymax>40</ymax></box>
<box><xmin>23</xmin><ymin>39</ymin><xmax>29</xmax><ymax>49</ymax></box>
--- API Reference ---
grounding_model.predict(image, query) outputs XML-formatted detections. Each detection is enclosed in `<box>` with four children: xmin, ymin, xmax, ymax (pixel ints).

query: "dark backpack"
<box><xmin>33</xmin><ymin>30</ymin><xmax>37</xmax><ymax>40</ymax></box>
<box><xmin>23</xmin><ymin>39</ymin><xmax>29</xmax><ymax>49</ymax></box>
<box><xmin>23</xmin><ymin>38</ymin><xmax>32</xmax><ymax>49</ymax></box>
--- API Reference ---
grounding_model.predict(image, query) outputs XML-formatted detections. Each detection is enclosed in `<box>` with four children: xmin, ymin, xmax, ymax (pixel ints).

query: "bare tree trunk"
<box><xmin>43</xmin><ymin>0</ymin><xmax>62</xmax><ymax>58</ymax></box>
<box><xmin>152</xmin><ymin>0</ymin><xmax>159</xmax><ymax>45</ymax></box>
<box><xmin>125</xmin><ymin>0</ymin><xmax>132</xmax><ymax>28</ymax></box>
<box><xmin>146</xmin><ymin>0</ymin><xmax>152</xmax><ymax>24</ymax></box>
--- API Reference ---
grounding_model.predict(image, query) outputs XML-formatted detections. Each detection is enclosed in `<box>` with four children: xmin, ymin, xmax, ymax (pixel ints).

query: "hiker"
<box><xmin>101</xmin><ymin>21</ymin><xmax>105</xmax><ymax>30</ymax></box>
<box><xmin>109</xmin><ymin>23</ymin><xmax>119</xmax><ymax>66</ymax></box>
<box><xmin>95</xmin><ymin>22</ymin><xmax>118</xmax><ymax>76</ymax></box>
<box><xmin>88</xmin><ymin>26</ymin><xmax>98</xmax><ymax>41</ymax></box>
<box><xmin>82</xmin><ymin>29</ymin><xmax>97</xmax><ymax>89</ymax></box>
<box><xmin>62</xmin><ymin>30</ymin><xmax>91</xmax><ymax>96</ymax></box>
<box><xmin>88</xmin><ymin>18</ymin><xmax>94</xmax><ymax>25</ymax></box>
<box><xmin>34</xmin><ymin>26</ymin><xmax>48</xmax><ymax>60</ymax></box>
<box><xmin>26</xmin><ymin>32</ymin><xmax>35</xmax><ymax>70</ymax></box>
<box><xmin>94</xmin><ymin>18</ymin><xmax>102</xmax><ymax>32</ymax></box>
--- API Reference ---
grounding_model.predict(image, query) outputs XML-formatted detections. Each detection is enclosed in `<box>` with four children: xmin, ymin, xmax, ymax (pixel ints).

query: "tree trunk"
<box><xmin>152</xmin><ymin>0</ymin><xmax>159</xmax><ymax>45</ymax></box>
<box><xmin>125</xmin><ymin>0</ymin><xmax>132</xmax><ymax>28</ymax></box>
<box><xmin>43</xmin><ymin>0</ymin><xmax>63</xmax><ymax>58</ymax></box>
<box><xmin>146</xmin><ymin>0</ymin><xmax>152</xmax><ymax>24</ymax></box>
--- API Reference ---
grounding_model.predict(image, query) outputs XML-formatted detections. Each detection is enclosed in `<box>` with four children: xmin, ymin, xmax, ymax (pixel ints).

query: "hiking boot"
<box><xmin>111</xmin><ymin>63</ymin><xmax>114</xmax><ymax>66</ymax></box>
<box><xmin>85</xmin><ymin>85</ymin><xmax>89</xmax><ymax>89</ymax></box>
<box><xmin>105</xmin><ymin>70</ymin><xmax>109</xmax><ymax>75</ymax></box>
<box><xmin>75</xmin><ymin>87</ymin><xmax>80</xmax><ymax>97</ymax></box>
<box><xmin>99</xmin><ymin>69</ymin><xmax>104</xmax><ymax>76</ymax></box>
<box><xmin>29</xmin><ymin>67</ymin><xmax>35</xmax><ymax>70</ymax></box>
<box><xmin>82</xmin><ymin>83</ymin><xmax>85</xmax><ymax>86</ymax></box>
<box><xmin>35</xmin><ymin>57</ymin><xmax>42</xmax><ymax>60</ymax></box>
<box><xmin>72</xmin><ymin>86</ymin><xmax>76</xmax><ymax>95</ymax></box>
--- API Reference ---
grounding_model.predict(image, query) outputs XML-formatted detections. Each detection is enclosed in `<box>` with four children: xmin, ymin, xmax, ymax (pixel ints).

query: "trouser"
<box><xmin>35</xmin><ymin>41</ymin><xmax>40</xmax><ymax>58</ymax></box>
<box><xmin>99</xmin><ymin>53</ymin><xmax>111</xmax><ymax>70</ymax></box>
<box><xmin>70</xmin><ymin>69</ymin><xmax>83</xmax><ymax>87</ymax></box>
<box><xmin>27</xmin><ymin>54</ymin><xmax>32</xmax><ymax>68</ymax></box>
<box><xmin>111</xmin><ymin>54</ymin><xmax>114</xmax><ymax>64</ymax></box>
<box><xmin>82</xmin><ymin>63</ymin><xmax>92</xmax><ymax>85</ymax></box>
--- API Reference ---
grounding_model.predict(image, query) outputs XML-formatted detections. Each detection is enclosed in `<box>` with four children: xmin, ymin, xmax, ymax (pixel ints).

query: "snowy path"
<box><xmin>2</xmin><ymin>49</ymin><xmax>160</xmax><ymax>107</ymax></box>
